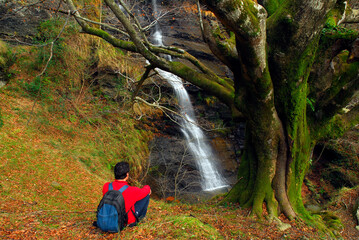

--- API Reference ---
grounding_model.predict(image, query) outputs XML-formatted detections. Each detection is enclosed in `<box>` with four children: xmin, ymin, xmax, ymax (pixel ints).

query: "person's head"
<box><xmin>114</xmin><ymin>162</ymin><xmax>130</xmax><ymax>180</ymax></box>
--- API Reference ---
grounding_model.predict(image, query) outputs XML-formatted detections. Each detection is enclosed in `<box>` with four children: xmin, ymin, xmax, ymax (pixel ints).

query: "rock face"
<box><xmin>142</xmin><ymin>1</ymin><xmax>241</xmax><ymax>199</ymax></box>
<box><xmin>145</xmin><ymin>84</ymin><xmax>242</xmax><ymax>199</ymax></box>
<box><xmin>0</xmin><ymin>1</ymin><xmax>50</xmax><ymax>41</ymax></box>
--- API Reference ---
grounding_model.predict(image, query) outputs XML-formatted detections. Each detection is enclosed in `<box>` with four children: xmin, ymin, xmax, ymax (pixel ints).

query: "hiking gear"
<box><xmin>96</xmin><ymin>183</ymin><xmax>128</xmax><ymax>232</ymax></box>
<box><xmin>102</xmin><ymin>181</ymin><xmax>150</xmax><ymax>225</ymax></box>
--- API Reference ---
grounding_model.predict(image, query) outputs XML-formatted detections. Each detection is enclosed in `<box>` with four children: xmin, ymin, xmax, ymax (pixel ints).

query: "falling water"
<box><xmin>151</xmin><ymin>0</ymin><xmax>228</xmax><ymax>191</ymax></box>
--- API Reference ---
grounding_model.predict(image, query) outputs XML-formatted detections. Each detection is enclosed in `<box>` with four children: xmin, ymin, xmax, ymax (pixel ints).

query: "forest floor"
<box><xmin>1</xmin><ymin>188</ymin><xmax>359</xmax><ymax>240</ymax></box>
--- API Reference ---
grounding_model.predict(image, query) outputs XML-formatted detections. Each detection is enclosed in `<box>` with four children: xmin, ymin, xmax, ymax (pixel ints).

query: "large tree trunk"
<box><xmin>225</xmin><ymin>101</ymin><xmax>310</xmax><ymax>220</ymax></box>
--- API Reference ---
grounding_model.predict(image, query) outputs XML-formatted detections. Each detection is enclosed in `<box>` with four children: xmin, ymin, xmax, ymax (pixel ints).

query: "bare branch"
<box><xmin>134</xmin><ymin>96</ymin><xmax>225</xmax><ymax>132</ymax></box>
<box><xmin>197</xmin><ymin>0</ymin><xmax>204</xmax><ymax>35</ymax></box>
<box><xmin>104</xmin><ymin>0</ymin><xmax>165</xmax><ymax>65</ymax></box>
<box><xmin>132</xmin><ymin>65</ymin><xmax>154</xmax><ymax>101</ymax></box>
<box><xmin>66</xmin><ymin>0</ymin><xmax>138</xmax><ymax>52</ymax></box>
<box><xmin>75</xmin><ymin>15</ymin><xmax>130</xmax><ymax>37</ymax></box>
<box><xmin>117</xmin><ymin>0</ymin><xmax>150</xmax><ymax>45</ymax></box>
<box><xmin>340</xmin><ymin>6</ymin><xmax>359</xmax><ymax>24</ymax></box>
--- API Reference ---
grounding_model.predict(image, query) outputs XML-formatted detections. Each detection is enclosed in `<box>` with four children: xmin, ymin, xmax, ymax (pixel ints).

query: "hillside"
<box><xmin>1</xmin><ymin>1</ymin><xmax>359</xmax><ymax>239</ymax></box>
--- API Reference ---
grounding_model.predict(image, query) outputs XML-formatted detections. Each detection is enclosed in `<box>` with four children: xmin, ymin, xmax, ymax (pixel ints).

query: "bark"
<box><xmin>201</xmin><ymin>19</ymin><xmax>238</xmax><ymax>72</ymax></box>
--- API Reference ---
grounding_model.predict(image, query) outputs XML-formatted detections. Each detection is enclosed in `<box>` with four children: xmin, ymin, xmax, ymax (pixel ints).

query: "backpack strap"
<box><xmin>108</xmin><ymin>183</ymin><xmax>128</xmax><ymax>192</ymax></box>
<box><xmin>119</xmin><ymin>185</ymin><xmax>129</xmax><ymax>193</ymax></box>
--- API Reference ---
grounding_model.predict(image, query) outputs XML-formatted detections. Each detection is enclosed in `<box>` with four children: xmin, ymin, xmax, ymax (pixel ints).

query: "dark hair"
<box><xmin>114</xmin><ymin>162</ymin><xmax>130</xmax><ymax>180</ymax></box>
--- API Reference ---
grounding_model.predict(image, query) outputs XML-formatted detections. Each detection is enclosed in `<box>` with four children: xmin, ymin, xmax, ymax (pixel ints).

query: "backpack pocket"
<box><xmin>97</xmin><ymin>204</ymin><xmax>119</xmax><ymax>232</ymax></box>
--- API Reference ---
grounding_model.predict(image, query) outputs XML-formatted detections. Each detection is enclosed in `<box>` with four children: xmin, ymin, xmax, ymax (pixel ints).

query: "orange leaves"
<box><xmin>166</xmin><ymin>196</ymin><xmax>175</xmax><ymax>202</ymax></box>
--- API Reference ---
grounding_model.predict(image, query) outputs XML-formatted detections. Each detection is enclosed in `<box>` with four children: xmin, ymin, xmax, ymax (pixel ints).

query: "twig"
<box><xmin>197</xmin><ymin>0</ymin><xmax>204</xmax><ymax>37</ymax></box>
<box><xmin>55</xmin><ymin>0</ymin><xmax>63</xmax><ymax>17</ymax></box>
<box><xmin>134</xmin><ymin>96</ymin><xmax>226</xmax><ymax>132</ymax></box>
<box><xmin>313</xmin><ymin>143</ymin><xmax>326</xmax><ymax>165</ymax></box>
<box><xmin>74</xmin><ymin>15</ymin><xmax>129</xmax><ymax>37</ymax></box>
<box><xmin>132</xmin><ymin>65</ymin><xmax>154</xmax><ymax>101</ymax></box>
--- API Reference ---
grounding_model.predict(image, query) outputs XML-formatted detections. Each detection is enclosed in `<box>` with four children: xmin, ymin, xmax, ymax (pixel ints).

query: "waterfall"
<box><xmin>151</xmin><ymin>0</ymin><xmax>228</xmax><ymax>191</ymax></box>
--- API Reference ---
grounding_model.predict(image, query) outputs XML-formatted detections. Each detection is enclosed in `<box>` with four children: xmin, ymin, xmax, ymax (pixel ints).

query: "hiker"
<box><xmin>100</xmin><ymin>161</ymin><xmax>151</xmax><ymax>228</ymax></box>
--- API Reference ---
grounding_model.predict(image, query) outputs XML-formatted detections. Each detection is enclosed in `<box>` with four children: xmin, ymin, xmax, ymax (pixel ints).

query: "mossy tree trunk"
<box><xmin>63</xmin><ymin>0</ymin><xmax>359</xmax><ymax>219</ymax></box>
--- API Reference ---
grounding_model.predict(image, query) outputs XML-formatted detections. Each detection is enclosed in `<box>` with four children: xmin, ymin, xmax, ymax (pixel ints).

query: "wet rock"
<box><xmin>306</xmin><ymin>204</ymin><xmax>322</xmax><ymax>214</ymax></box>
<box><xmin>0</xmin><ymin>1</ymin><xmax>50</xmax><ymax>41</ymax></box>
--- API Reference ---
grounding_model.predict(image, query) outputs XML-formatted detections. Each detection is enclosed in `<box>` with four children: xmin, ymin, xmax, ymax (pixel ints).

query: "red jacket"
<box><xmin>102</xmin><ymin>180</ymin><xmax>151</xmax><ymax>225</ymax></box>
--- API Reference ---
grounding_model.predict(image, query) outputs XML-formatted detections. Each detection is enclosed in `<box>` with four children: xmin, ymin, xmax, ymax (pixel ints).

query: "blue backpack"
<box><xmin>96</xmin><ymin>183</ymin><xmax>128</xmax><ymax>232</ymax></box>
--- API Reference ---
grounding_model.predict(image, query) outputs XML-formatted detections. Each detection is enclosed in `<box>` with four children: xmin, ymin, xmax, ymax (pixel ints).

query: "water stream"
<box><xmin>150</xmin><ymin>0</ymin><xmax>228</xmax><ymax>191</ymax></box>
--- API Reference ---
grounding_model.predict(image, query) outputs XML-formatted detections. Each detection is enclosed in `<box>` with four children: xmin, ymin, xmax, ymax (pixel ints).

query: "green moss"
<box><xmin>263</xmin><ymin>0</ymin><xmax>286</xmax><ymax>16</ymax></box>
<box><xmin>325</xmin><ymin>1</ymin><xmax>347</xmax><ymax>26</ymax></box>
<box><xmin>320</xmin><ymin>23</ymin><xmax>357</xmax><ymax>50</ymax></box>
<box><xmin>83</xmin><ymin>25</ymin><xmax>137</xmax><ymax>52</ymax></box>
<box><xmin>319</xmin><ymin>211</ymin><xmax>344</xmax><ymax>233</ymax></box>
<box><xmin>224</xmin><ymin>129</ymin><xmax>257</xmax><ymax>205</ymax></box>
<box><xmin>267</xmin><ymin>4</ymin><xmax>296</xmax><ymax>51</ymax></box>
<box><xmin>313</xmin><ymin>115</ymin><xmax>347</xmax><ymax>140</ymax></box>
<box><xmin>169</xmin><ymin>61</ymin><xmax>235</xmax><ymax>105</ymax></box>
<box><xmin>167</xmin><ymin>215</ymin><xmax>222</xmax><ymax>239</ymax></box>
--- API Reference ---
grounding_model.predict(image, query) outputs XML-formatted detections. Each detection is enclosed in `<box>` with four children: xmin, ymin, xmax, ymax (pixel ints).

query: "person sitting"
<box><xmin>102</xmin><ymin>161</ymin><xmax>151</xmax><ymax>227</ymax></box>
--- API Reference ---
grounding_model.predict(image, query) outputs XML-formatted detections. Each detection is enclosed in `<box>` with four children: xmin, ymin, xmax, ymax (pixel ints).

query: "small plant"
<box><xmin>306</xmin><ymin>97</ymin><xmax>315</xmax><ymax>112</ymax></box>
<box><xmin>0</xmin><ymin>107</ymin><xmax>3</xmax><ymax>129</ymax></box>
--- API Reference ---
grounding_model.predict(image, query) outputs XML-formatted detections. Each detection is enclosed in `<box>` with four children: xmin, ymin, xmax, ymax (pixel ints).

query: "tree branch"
<box><xmin>64</xmin><ymin>0</ymin><xmax>236</xmax><ymax>111</ymax></box>
<box><xmin>201</xmin><ymin>19</ymin><xmax>238</xmax><ymax>72</ymax></box>
<box><xmin>117</xmin><ymin>0</ymin><xmax>150</xmax><ymax>45</ymax></box>
<box><xmin>66</xmin><ymin>0</ymin><xmax>138</xmax><ymax>52</ymax></box>
<box><xmin>132</xmin><ymin>65</ymin><xmax>154</xmax><ymax>101</ymax></box>
<box><xmin>103</xmin><ymin>0</ymin><xmax>165</xmax><ymax>66</ymax></box>
<box><xmin>74</xmin><ymin>15</ymin><xmax>129</xmax><ymax>37</ymax></box>
<box><xmin>197</xmin><ymin>1</ymin><xmax>238</xmax><ymax>71</ymax></box>
<box><xmin>312</xmin><ymin>58</ymin><xmax>359</xmax><ymax>122</ymax></box>
<box><xmin>134</xmin><ymin>96</ymin><xmax>222</xmax><ymax>132</ymax></box>
<box><xmin>340</xmin><ymin>6</ymin><xmax>359</xmax><ymax>24</ymax></box>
